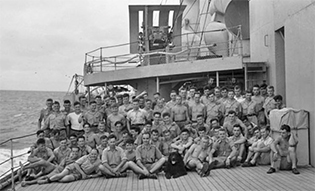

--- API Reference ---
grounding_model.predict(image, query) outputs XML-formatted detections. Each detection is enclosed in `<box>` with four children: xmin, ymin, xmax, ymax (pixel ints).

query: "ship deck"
<box><xmin>15</xmin><ymin>165</ymin><xmax>315</xmax><ymax>191</ymax></box>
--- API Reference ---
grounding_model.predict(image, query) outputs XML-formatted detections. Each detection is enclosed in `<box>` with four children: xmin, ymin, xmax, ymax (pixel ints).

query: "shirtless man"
<box><xmin>267</xmin><ymin>124</ymin><xmax>300</xmax><ymax>174</ymax></box>
<box><xmin>183</xmin><ymin>136</ymin><xmax>213</xmax><ymax>177</ymax></box>
<box><xmin>79</xmin><ymin>95</ymin><xmax>88</xmax><ymax>113</ymax></box>
<box><xmin>223</xmin><ymin>110</ymin><xmax>248</xmax><ymax>138</ymax></box>
<box><xmin>243</xmin><ymin>126</ymin><xmax>273</xmax><ymax>167</ymax></box>
<box><xmin>171</xmin><ymin>95</ymin><xmax>190</xmax><ymax>129</ymax></box>
<box><xmin>189</xmin><ymin>92</ymin><xmax>206</xmax><ymax>123</ymax></box>
<box><xmin>118</xmin><ymin>93</ymin><xmax>133</xmax><ymax>117</ymax></box>
<box><xmin>38</xmin><ymin>98</ymin><xmax>53</xmax><ymax>129</ymax></box>
<box><xmin>82</xmin><ymin>123</ymin><xmax>99</xmax><ymax>149</ymax></box>
<box><xmin>107</xmin><ymin>103</ymin><xmax>126</xmax><ymax>133</ymax></box>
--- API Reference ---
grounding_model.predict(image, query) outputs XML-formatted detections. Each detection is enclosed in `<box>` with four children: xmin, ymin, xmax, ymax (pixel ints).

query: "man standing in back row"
<box><xmin>38</xmin><ymin>98</ymin><xmax>53</xmax><ymax>129</ymax></box>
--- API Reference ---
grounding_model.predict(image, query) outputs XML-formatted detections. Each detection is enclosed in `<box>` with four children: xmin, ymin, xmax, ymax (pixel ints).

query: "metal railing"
<box><xmin>83</xmin><ymin>25</ymin><xmax>244</xmax><ymax>75</ymax></box>
<box><xmin>0</xmin><ymin>133</ymin><xmax>36</xmax><ymax>191</ymax></box>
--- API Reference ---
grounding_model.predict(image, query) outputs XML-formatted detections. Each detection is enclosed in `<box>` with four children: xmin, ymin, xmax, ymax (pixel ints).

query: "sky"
<box><xmin>0</xmin><ymin>0</ymin><xmax>178</xmax><ymax>92</ymax></box>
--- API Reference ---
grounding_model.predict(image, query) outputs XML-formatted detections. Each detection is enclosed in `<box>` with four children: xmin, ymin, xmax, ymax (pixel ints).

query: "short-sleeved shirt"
<box><xmin>136</xmin><ymin>144</ymin><xmax>163</xmax><ymax>164</ymax></box>
<box><xmin>44</xmin><ymin>111</ymin><xmax>67</xmax><ymax>130</ymax></box>
<box><xmin>79</xmin><ymin>145</ymin><xmax>92</xmax><ymax>157</ymax></box>
<box><xmin>119</xmin><ymin>104</ymin><xmax>133</xmax><ymax>116</ymax></box>
<box><xmin>165</xmin><ymin>100</ymin><xmax>177</xmax><ymax>110</ymax></box>
<box><xmin>241</xmin><ymin>100</ymin><xmax>258</xmax><ymax>116</ymax></box>
<box><xmin>127</xmin><ymin>109</ymin><xmax>147</xmax><ymax>125</ymax></box>
<box><xmin>39</xmin><ymin>108</ymin><xmax>53</xmax><ymax>123</ymax></box>
<box><xmin>53</xmin><ymin>147</ymin><xmax>71</xmax><ymax>164</ymax></box>
<box><xmin>76</xmin><ymin>155</ymin><xmax>101</xmax><ymax>175</ymax></box>
<box><xmin>66</xmin><ymin>112</ymin><xmax>83</xmax><ymax>131</ymax></box>
<box><xmin>257</xmin><ymin>136</ymin><xmax>273</xmax><ymax>147</ymax></box>
<box><xmin>222</xmin><ymin>99</ymin><xmax>241</xmax><ymax>116</ymax></box>
<box><xmin>101</xmin><ymin>146</ymin><xmax>127</xmax><ymax>166</ymax></box>
<box><xmin>206</xmin><ymin>102</ymin><xmax>221</xmax><ymax>123</ymax></box>
<box><xmin>263</xmin><ymin>96</ymin><xmax>276</xmax><ymax>113</ymax></box>
<box><xmin>212</xmin><ymin>138</ymin><xmax>234</xmax><ymax>157</ymax></box>
<box><xmin>161</xmin><ymin>122</ymin><xmax>181</xmax><ymax>139</ymax></box>
<box><xmin>31</xmin><ymin>147</ymin><xmax>54</xmax><ymax>161</ymax></box>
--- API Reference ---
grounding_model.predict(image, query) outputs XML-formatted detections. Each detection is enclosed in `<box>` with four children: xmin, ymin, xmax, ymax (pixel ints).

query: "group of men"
<box><xmin>19</xmin><ymin>82</ymin><xmax>299</xmax><ymax>186</ymax></box>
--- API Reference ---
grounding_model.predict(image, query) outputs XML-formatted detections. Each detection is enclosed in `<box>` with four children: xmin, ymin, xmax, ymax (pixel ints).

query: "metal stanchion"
<box><xmin>10</xmin><ymin>139</ymin><xmax>15</xmax><ymax>191</ymax></box>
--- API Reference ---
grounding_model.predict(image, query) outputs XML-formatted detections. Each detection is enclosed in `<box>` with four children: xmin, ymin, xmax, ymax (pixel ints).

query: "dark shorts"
<box><xmin>69</xmin><ymin>129</ymin><xmax>84</xmax><ymax>138</ymax></box>
<box><xmin>280</xmin><ymin>157</ymin><xmax>292</xmax><ymax>170</ymax></box>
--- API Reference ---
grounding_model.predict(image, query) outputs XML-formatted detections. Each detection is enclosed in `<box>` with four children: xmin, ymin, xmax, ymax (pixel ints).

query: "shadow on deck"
<box><xmin>16</xmin><ymin>166</ymin><xmax>315</xmax><ymax>191</ymax></box>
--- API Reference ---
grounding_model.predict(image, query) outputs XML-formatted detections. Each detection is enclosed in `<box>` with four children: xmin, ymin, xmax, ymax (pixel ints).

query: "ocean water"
<box><xmin>0</xmin><ymin>90</ymin><xmax>67</xmax><ymax>176</ymax></box>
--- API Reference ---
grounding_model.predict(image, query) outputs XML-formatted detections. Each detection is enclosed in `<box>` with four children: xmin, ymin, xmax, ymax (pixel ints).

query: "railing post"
<box><xmin>114</xmin><ymin>57</ymin><xmax>117</xmax><ymax>70</ymax></box>
<box><xmin>100</xmin><ymin>48</ymin><xmax>103</xmax><ymax>72</ymax></box>
<box><xmin>10</xmin><ymin>139</ymin><xmax>15</xmax><ymax>191</ymax></box>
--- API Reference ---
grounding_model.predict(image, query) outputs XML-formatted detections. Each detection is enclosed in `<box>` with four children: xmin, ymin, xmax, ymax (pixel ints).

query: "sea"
<box><xmin>0</xmin><ymin>90</ymin><xmax>67</xmax><ymax>177</ymax></box>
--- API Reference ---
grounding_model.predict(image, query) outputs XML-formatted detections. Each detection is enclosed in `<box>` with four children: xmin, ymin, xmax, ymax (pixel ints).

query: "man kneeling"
<box><xmin>267</xmin><ymin>124</ymin><xmax>300</xmax><ymax>174</ymax></box>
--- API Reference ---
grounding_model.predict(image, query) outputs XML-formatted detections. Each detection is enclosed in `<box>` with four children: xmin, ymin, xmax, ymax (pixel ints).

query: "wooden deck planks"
<box><xmin>14</xmin><ymin>166</ymin><xmax>315</xmax><ymax>191</ymax></box>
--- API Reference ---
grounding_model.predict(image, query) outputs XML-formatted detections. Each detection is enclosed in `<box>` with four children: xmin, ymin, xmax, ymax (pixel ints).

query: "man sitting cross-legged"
<box><xmin>243</xmin><ymin>126</ymin><xmax>273</xmax><ymax>167</ymax></box>
<box><xmin>136</xmin><ymin>132</ymin><xmax>166</xmax><ymax>179</ymax></box>
<box><xmin>22</xmin><ymin>146</ymin><xmax>80</xmax><ymax>186</ymax></box>
<box><xmin>208</xmin><ymin>129</ymin><xmax>238</xmax><ymax>169</ymax></box>
<box><xmin>267</xmin><ymin>124</ymin><xmax>300</xmax><ymax>174</ymax></box>
<box><xmin>98</xmin><ymin>134</ymin><xmax>129</xmax><ymax>178</ymax></box>
<box><xmin>183</xmin><ymin>136</ymin><xmax>214</xmax><ymax>177</ymax></box>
